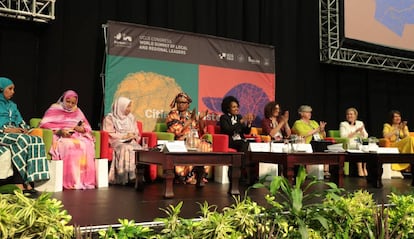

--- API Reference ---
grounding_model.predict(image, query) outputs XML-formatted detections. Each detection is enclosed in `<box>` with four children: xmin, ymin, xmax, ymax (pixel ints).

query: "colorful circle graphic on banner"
<box><xmin>113</xmin><ymin>71</ymin><xmax>182</xmax><ymax>131</ymax></box>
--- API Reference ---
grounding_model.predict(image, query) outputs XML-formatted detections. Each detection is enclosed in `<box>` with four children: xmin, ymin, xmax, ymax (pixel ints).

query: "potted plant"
<box><xmin>0</xmin><ymin>190</ymin><xmax>73</xmax><ymax>238</ymax></box>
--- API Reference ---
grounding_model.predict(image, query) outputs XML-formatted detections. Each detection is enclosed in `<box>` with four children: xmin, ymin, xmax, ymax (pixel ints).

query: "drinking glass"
<box><xmin>142</xmin><ymin>137</ymin><xmax>149</xmax><ymax>150</ymax></box>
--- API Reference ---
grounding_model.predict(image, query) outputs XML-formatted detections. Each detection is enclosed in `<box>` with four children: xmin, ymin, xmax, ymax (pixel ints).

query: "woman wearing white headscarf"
<box><xmin>103</xmin><ymin>97</ymin><xmax>142</xmax><ymax>185</ymax></box>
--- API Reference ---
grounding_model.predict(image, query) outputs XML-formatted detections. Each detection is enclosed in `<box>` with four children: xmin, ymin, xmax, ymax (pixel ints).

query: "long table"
<box><xmin>135</xmin><ymin>150</ymin><xmax>243</xmax><ymax>198</ymax></box>
<box><xmin>346</xmin><ymin>153</ymin><xmax>414</xmax><ymax>188</ymax></box>
<box><xmin>247</xmin><ymin>152</ymin><xmax>346</xmax><ymax>187</ymax></box>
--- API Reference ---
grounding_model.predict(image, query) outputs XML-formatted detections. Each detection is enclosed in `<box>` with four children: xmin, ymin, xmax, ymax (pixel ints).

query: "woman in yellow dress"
<box><xmin>382</xmin><ymin>110</ymin><xmax>413</xmax><ymax>171</ymax></box>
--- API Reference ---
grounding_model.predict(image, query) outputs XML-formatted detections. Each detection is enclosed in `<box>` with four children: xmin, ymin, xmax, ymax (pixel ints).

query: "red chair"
<box><xmin>100</xmin><ymin>121</ymin><xmax>158</xmax><ymax>181</ymax></box>
<box><xmin>206</xmin><ymin>124</ymin><xmax>237</xmax><ymax>152</ymax></box>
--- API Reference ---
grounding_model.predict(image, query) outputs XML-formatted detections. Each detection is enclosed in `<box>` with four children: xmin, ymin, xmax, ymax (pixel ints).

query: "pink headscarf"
<box><xmin>58</xmin><ymin>90</ymin><xmax>78</xmax><ymax>112</ymax></box>
<box><xmin>39</xmin><ymin>90</ymin><xmax>91</xmax><ymax>132</ymax></box>
<box><xmin>109</xmin><ymin>97</ymin><xmax>136</xmax><ymax>133</ymax></box>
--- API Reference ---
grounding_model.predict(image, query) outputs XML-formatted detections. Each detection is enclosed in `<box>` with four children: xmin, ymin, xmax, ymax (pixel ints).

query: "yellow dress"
<box><xmin>383</xmin><ymin>123</ymin><xmax>413</xmax><ymax>171</ymax></box>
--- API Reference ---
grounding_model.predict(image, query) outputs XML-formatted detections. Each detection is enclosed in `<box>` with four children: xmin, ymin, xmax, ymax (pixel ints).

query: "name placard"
<box><xmin>292</xmin><ymin>143</ymin><xmax>313</xmax><ymax>153</ymax></box>
<box><xmin>270</xmin><ymin>143</ymin><xmax>285</xmax><ymax>153</ymax></box>
<box><xmin>377</xmin><ymin>147</ymin><xmax>399</xmax><ymax>154</ymax></box>
<box><xmin>249</xmin><ymin>142</ymin><xmax>271</xmax><ymax>152</ymax></box>
<box><xmin>162</xmin><ymin>141</ymin><xmax>187</xmax><ymax>152</ymax></box>
<box><xmin>157</xmin><ymin>140</ymin><xmax>170</xmax><ymax>150</ymax></box>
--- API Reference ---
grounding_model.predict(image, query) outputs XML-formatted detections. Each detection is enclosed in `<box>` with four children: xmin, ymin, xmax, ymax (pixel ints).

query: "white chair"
<box><xmin>0</xmin><ymin>148</ymin><xmax>13</xmax><ymax>180</ymax></box>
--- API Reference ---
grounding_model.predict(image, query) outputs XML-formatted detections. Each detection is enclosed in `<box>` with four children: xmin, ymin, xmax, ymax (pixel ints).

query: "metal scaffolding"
<box><xmin>0</xmin><ymin>0</ymin><xmax>55</xmax><ymax>23</ymax></box>
<box><xmin>319</xmin><ymin>0</ymin><xmax>414</xmax><ymax>74</ymax></box>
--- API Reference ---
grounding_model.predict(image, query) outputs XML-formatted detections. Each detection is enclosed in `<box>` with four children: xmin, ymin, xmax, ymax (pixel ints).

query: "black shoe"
<box><xmin>22</xmin><ymin>189</ymin><xmax>40</xmax><ymax>198</ymax></box>
<box><xmin>174</xmin><ymin>176</ymin><xmax>187</xmax><ymax>184</ymax></box>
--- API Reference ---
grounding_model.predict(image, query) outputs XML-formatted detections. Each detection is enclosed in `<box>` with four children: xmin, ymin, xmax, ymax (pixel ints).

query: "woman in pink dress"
<box><xmin>39</xmin><ymin>90</ymin><xmax>96</xmax><ymax>189</ymax></box>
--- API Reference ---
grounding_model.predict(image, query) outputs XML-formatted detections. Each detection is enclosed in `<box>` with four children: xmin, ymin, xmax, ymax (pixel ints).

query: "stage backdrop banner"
<box><xmin>105</xmin><ymin>21</ymin><xmax>275</xmax><ymax>131</ymax></box>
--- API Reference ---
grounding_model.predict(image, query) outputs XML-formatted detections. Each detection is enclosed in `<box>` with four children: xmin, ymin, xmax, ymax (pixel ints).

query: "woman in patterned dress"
<box><xmin>0</xmin><ymin>77</ymin><xmax>49</xmax><ymax>192</ymax></box>
<box><xmin>166</xmin><ymin>92</ymin><xmax>207</xmax><ymax>185</ymax></box>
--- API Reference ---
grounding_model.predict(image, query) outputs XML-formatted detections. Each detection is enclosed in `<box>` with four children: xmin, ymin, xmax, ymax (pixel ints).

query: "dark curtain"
<box><xmin>0</xmin><ymin>0</ymin><xmax>413</xmax><ymax>137</ymax></box>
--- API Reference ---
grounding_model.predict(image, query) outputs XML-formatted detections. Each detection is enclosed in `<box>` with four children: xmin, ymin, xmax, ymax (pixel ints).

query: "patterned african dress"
<box><xmin>0</xmin><ymin>132</ymin><xmax>49</xmax><ymax>183</ymax></box>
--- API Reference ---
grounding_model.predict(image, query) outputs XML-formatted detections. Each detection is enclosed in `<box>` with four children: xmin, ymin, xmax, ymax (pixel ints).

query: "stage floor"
<box><xmin>50</xmin><ymin>176</ymin><xmax>414</xmax><ymax>227</ymax></box>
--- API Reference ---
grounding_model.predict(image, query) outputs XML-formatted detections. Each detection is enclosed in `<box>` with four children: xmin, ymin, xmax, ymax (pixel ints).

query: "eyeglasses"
<box><xmin>177</xmin><ymin>101</ymin><xmax>189</xmax><ymax>105</ymax></box>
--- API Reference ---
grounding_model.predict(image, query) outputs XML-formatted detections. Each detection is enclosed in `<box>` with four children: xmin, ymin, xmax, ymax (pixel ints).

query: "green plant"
<box><xmin>153</xmin><ymin>201</ymin><xmax>200</xmax><ymax>239</ymax></box>
<box><xmin>98</xmin><ymin>218</ymin><xmax>154</xmax><ymax>239</ymax></box>
<box><xmin>253</xmin><ymin>165</ymin><xmax>344</xmax><ymax>238</ymax></box>
<box><xmin>196</xmin><ymin>196</ymin><xmax>266</xmax><ymax>239</ymax></box>
<box><xmin>0</xmin><ymin>190</ymin><xmax>73</xmax><ymax>239</ymax></box>
<box><xmin>321</xmin><ymin>189</ymin><xmax>376</xmax><ymax>238</ymax></box>
<box><xmin>386</xmin><ymin>192</ymin><xmax>414</xmax><ymax>239</ymax></box>
<box><xmin>93</xmin><ymin>168</ymin><xmax>414</xmax><ymax>238</ymax></box>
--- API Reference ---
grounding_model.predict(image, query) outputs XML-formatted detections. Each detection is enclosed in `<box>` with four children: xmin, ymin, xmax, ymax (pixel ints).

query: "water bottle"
<box><xmin>186</xmin><ymin>128</ymin><xmax>199</xmax><ymax>150</ymax></box>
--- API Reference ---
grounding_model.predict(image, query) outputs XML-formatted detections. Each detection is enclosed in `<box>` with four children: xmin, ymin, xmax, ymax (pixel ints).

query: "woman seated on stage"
<box><xmin>292</xmin><ymin>105</ymin><xmax>329</xmax><ymax>177</ymax></box>
<box><xmin>166</xmin><ymin>92</ymin><xmax>208</xmax><ymax>186</ymax></box>
<box><xmin>382</xmin><ymin>110</ymin><xmax>414</xmax><ymax>172</ymax></box>
<box><xmin>0</xmin><ymin>77</ymin><xmax>50</xmax><ymax>194</ymax></box>
<box><xmin>340</xmin><ymin>107</ymin><xmax>369</xmax><ymax>177</ymax></box>
<box><xmin>219</xmin><ymin>95</ymin><xmax>255</xmax><ymax>183</ymax></box>
<box><xmin>103</xmin><ymin>96</ymin><xmax>142</xmax><ymax>185</ymax></box>
<box><xmin>261</xmin><ymin>101</ymin><xmax>291</xmax><ymax>141</ymax></box>
<box><xmin>292</xmin><ymin>105</ymin><xmax>326</xmax><ymax>144</ymax></box>
<box><xmin>40</xmin><ymin>90</ymin><xmax>96</xmax><ymax>190</ymax></box>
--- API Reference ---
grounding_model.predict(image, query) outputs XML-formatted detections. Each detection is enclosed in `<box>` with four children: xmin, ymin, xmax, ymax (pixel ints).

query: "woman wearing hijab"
<box><xmin>0</xmin><ymin>77</ymin><xmax>49</xmax><ymax>192</ymax></box>
<box><xmin>103</xmin><ymin>97</ymin><xmax>142</xmax><ymax>185</ymax></box>
<box><xmin>40</xmin><ymin>90</ymin><xmax>96</xmax><ymax>190</ymax></box>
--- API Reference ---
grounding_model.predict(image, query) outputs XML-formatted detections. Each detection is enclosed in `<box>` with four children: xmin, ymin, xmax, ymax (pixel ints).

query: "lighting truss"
<box><xmin>0</xmin><ymin>0</ymin><xmax>55</xmax><ymax>23</ymax></box>
<box><xmin>319</xmin><ymin>0</ymin><xmax>414</xmax><ymax>74</ymax></box>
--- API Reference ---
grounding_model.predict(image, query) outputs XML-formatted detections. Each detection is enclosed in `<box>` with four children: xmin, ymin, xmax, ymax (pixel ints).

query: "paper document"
<box><xmin>326</xmin><ymin>143</ymin><xmax>345</xmax><ymax>152</ymax></box>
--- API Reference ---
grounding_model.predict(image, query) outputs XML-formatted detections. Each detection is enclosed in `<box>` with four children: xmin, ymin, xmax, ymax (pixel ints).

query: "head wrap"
<box><xmin>0</xmin><ymin>77</ymin><xmax>24</xmax><ymax>128</ymax></box>
<box><xmin>110</xmin><ymin>97</ymin><xmax>135</xmax><ymax>132</ymax></box>
<box><xmin>0</xmin><ymin>77</ymin><xmax>13</xmax><ymax>94</ymax></box>
<box><xmin>169</xmin><ymin>92</ymin><xmax>192</xmax><ymax>108</ymax></box>
<box><xmin>39</xmin><ymin>89</ymin><xmax>91</xmax><ymax>132</ymax></box>
<box><xmin>58</xmin><ymin>90</ymin><xmax>78</xmax><ymax>112</ymax></box>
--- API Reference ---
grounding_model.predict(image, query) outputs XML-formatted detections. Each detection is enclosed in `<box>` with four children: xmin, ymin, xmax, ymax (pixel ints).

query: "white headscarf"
<box><xmin>110</xmin><ymin>97</ymin><xmax>135</xmax><ymax>133</ymax></box>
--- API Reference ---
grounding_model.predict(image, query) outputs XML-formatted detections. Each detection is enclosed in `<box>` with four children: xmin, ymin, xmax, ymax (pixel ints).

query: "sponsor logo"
<box><xmin>247</xmin><ymin>56</ymin><xmax>261</xmax><ymax>64</ymax></box>
<box><xmin>218</xmin><ymin>52</ymin><xmax>234</xmax><ymax>61</ymax></box>
<box><xmin>237</xmin><ymin>54</ymin><xmax>245</xmax><ymax>63</ymax></box>
<box><xmin>113</xmin><ymin>32</ymin><xmax>133</xmax><ymax>47</ymax></box>
<box><xmin>263</xmin><ymin>58</ymin><xmax>270</xmax><ymax>66</ymax></box>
